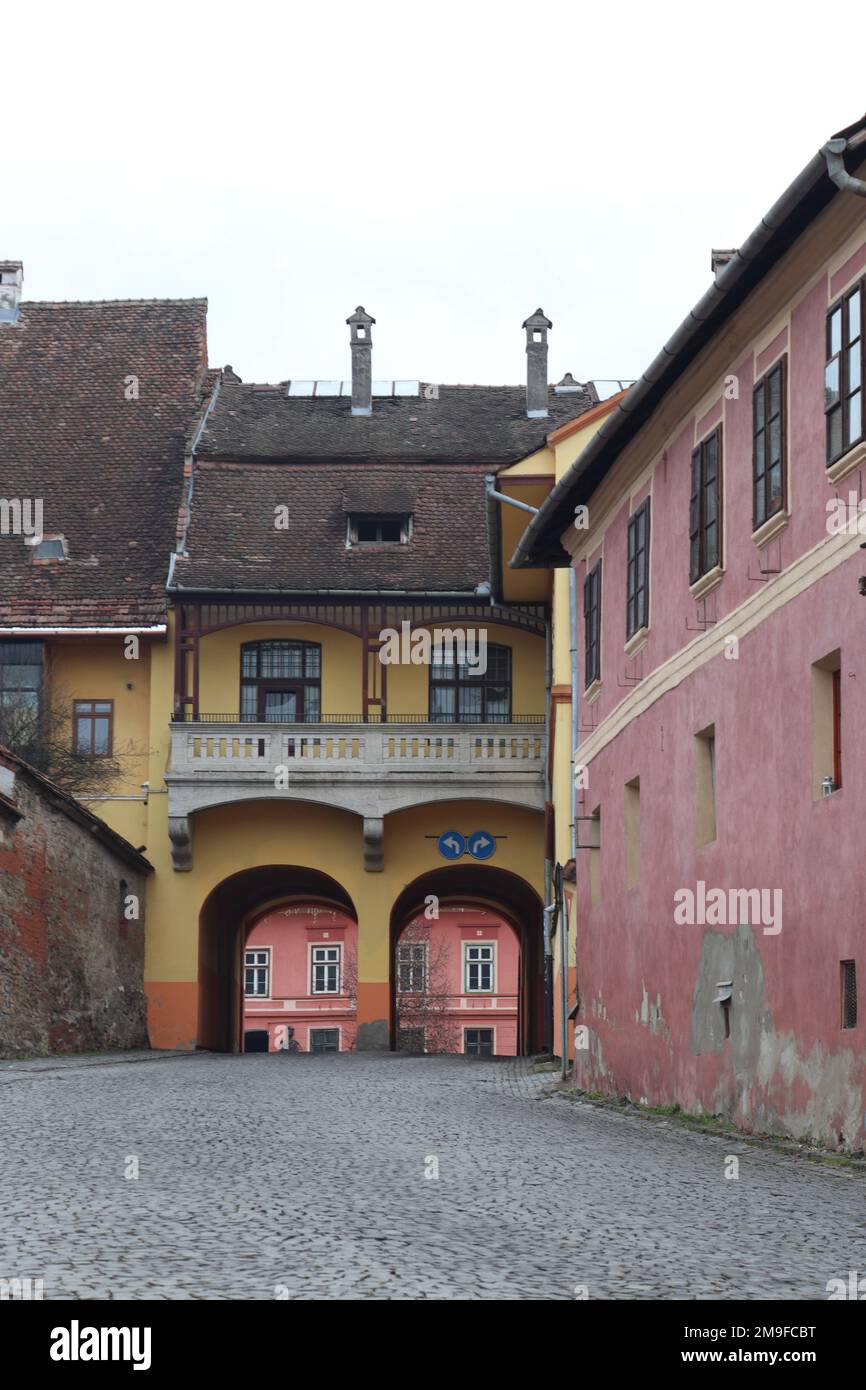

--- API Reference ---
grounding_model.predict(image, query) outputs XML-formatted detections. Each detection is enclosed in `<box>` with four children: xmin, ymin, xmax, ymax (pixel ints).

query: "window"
<box><xmin>311</xmin><ymin>945</ymin><xmax>341</xmax><ymax>994</ymax></box>
<box><xmin>309</xmin><ymin>1028</ymin><xmax>340</xmax><ymax>1053</ymax></box>
<box><xmin>240</xmin><ymin>640</ymin><xmax>321</xmax><ymax>722</ymax></box>
<box><xmin>465</xmin><ymin>1027</ymin><xmax>494</xmax><ymax>1057</ymax></box>
<box><xmin>826</xmin><ymin>282</ymin><xmax>864</xmax><ymax>465</ymax></box>
<box><xmin>842</xmin><ymin>961</ymin><xmax>857</xmax><ymax>1030</ymax></box>
<box><xmin>31</xmin><ymin>536</ymin><xmax>66</xmax><ymax>561</ymax></box>
<box><xmin>397</xmin><ymin>1027</ymin><xmax>426</xmax><ymax>1052</ymax></box>
<box><xmin>0</xmin><ymin>641</ymin><xmax>42</xmax><ymax>713</ymax></box>
<box><xmin>690</xmin><ymin>428</ymin><xmax>722</xmax><ymax>584</ymax></box>
<box><xmin>753</xmin><ymin>358</ymin><xmax>786</xmax><ymax>529</ymax></box>
<box><xmin>584</xmin><ymin>560</ymin><xmax>601</xmax><ymax>688</ymax></box>
<box><xmin>624</xmin><ymin>777</ymin><xmax>640</xmax><ymax>888</ymax></box>
<box><xmin>626</xmin><ymin>500</ymin><xmax>650</xmax><ymax>639</ymax></box>
<box><xmin>73</xmin><ymin>700</ymin><xmax>113</xmax><ymax>756</ymax></box>
<box><xmin>464</xmin><ymin>944</ymin><xmax>494</xmax><ymax>993</ymax></box>
<box><xmin>397</xmin><ymin>942</ymin><xmax>427</xmax><ymax>993</ymax></box>
<box><xmin>694</xmin><ymin>725</ymin><xmax>717</xmax><ymax>846</ymax></box>
<box><xmin>244</xmin><ymin>949</ymin><xmax>270</xmax><ymax>997</ymax></box>
<box><xmin>348</xmin><ymin>514</ymin><xmax>410</xmax><ymax>544</ymax></box>
<box><xmin>430</xmin><ymin>642</ymin><xmax>511</xmax><ymax>723</ymax></box>
<box><xmin>811</xmin><ymin>650</ymin><xmax>842</xmax><ymax>797</ymax></box>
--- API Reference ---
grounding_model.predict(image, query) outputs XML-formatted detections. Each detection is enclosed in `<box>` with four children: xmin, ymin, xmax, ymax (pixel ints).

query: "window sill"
<box><xmin>624</xmin><ymin>626</ymin><xmax>649</xmax><ymax>659</ymax></box>
<box><xmin>751</xmin><ymin>509</ymin><xmax>789</xmax><ymax>548</ymax></box>
<box><xmin>584</xmin><ymin>677</ymin><xmax>602</xmax><ymax>704</ymax></box>
<box><xmin>689</xmin><ymin>564</ymin><xmax>724</xmax><ymax>602</ymax></box>
<box><xmin>826</xmin><ymin>438</ymin><xmax>866</xmax><ymax>485</ymax></box>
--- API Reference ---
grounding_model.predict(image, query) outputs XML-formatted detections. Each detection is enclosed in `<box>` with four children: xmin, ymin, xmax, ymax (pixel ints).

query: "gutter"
<box><xmin>0</xmin><ymin>625</ymin><xmax>167</xmax><ymax>637</ymax></box>
<box><xmin>512</xmin><ymin>115</ymin><xmax>866</xmax><ymax>569</ymax></box>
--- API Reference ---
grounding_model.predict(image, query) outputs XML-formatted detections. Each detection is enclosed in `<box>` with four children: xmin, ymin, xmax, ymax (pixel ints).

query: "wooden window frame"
<box><xmin>240</xmin><ymin>640</ymin><xmax>321</xmax><ymax>723</ymax></box>
<box><xmin>347</xmin><ymin>514</ymin><xmax>411</xmax><ymax>544</ymax></box>
<box><xmin>72</xmin><ymin>699</ymin><xmax>114</xmax><ymax>757</ymax></box>
<box><xmin>752</xmin><ymin>357</ymin><xmax>787</xmax><ymax>530</ymax></box>
<box><xmin>826</xmin><ymin>280</ymin><xmax>865</xmax><ymax>466</ymax></box>
<box><xmin>583</xmin><ymin>560</ymin><xmax>602</xmax><ymax>688</ymax></box>
<box><xmin>311</xmin><ymin>944</ymin><xmax>341</xmax><ymax>995</ymax></box>
<box><xmin>626</xmin><ymin>499</ymin><xmax>651</xmax><ymax>640</ymax></box>
<box><xmin>428</xmin><ymin>642</ymin><xmax>512</xmax><ymax>724</ymax></box>
<box><xmin>690</xmin><ymin>426</ymin><xmax>723</xmax><ymax>584</ymax></box>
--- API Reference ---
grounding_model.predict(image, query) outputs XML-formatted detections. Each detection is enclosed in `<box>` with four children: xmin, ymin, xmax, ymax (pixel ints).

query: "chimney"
<box><xmin>346</xmin><ymin>305</ymin><xmax>375</xmax><ymax>416</ymax></box>
<box><xmin>0</xmin><ymin>261</ymin><xmax>23</xmax><ymax>324</ymax></box>
<box><xmin>711</xmin><ymin>248</ymin><xmax>737</xmax><ymax>278</ymax></box>
<box><xmin>522</xmin><ymin>308</ymin><xmax>552</xmax><ymax>418</ymax></box>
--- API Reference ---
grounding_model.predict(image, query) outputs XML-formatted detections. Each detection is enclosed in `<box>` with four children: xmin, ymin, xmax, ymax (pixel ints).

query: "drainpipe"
<box><xmin>559</xmin><ymin>565</ymin><xmax>579</xmax><ymax>1080</ymax></box>
<box><xmin>484</xmin><ymin>475</ymin><xmax>550</xmax><ymax>1052</ymax></box>
<box><xmin>821</xmin><ymin>132</ymin><xmax>866</xmax><ymax>199</ymax></box>
<box><xmin>543</xmin><ymin>613</ymin><xmax>554</xmax><ymax>1056</ymax></box>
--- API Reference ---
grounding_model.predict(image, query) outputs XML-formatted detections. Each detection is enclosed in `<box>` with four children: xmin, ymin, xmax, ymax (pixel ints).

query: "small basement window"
<box><xmin>348</xmin><ymin>514</ymin><xmax>411</xmax><ymax>544</ymax></box>
<box><xmin>31</xmin><ymin>536</ymin><xmax>67</xmax><ymax>561</ymax></box>
<box><xmin>842</xmin><ymin>960</ymin><xmax>857</xmax><ymax>1030</ymax></box>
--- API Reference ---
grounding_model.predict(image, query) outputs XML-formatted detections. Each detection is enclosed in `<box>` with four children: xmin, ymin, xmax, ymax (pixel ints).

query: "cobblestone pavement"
<box><xmin>2</xmin><ymin>1050</ymin><xmax>866</xmax><ymax>1300</ymax></box>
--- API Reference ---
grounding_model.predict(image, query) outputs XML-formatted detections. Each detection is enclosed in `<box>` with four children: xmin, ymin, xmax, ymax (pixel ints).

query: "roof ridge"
<box><xmin>21</xmin><ymin>297</ymin><xmax>208</xmax><ymax>308</ymax></box>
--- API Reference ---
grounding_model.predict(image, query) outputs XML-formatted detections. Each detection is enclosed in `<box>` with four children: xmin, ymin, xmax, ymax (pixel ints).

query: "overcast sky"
<box><xmin>8</xmin><ymin>2</ymin><xmax>865</xmax><ymax>388</ymax></box>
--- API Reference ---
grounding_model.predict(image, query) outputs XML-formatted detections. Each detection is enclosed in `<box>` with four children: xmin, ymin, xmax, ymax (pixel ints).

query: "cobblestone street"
<box><xmin>2</xmin><ymin>1051</ymin><xmax>866</xmax><ymax>1300</ymax></box>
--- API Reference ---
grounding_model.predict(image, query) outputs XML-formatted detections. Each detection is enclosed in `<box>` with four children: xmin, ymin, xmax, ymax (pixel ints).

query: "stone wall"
<box><xmin>0</xmin><ymin>752</ymin><xmax>149</xmax><ymax>1057</ymax></box>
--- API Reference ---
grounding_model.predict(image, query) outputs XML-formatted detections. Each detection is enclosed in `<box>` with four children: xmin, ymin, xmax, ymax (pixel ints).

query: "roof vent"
<box><xmin>711</xmin><ymin>248</ymin><xmax>737</xmax><ymax>277</ymax></box>
<box><xmin>0</xmin><ymin>261</ymin><xmax>23</xmax><ymax>324</ymax></box>
<box><xmin>554</xmin><ymin>372</ymin><xmax>583</xmax><ymax>394</ymax></box>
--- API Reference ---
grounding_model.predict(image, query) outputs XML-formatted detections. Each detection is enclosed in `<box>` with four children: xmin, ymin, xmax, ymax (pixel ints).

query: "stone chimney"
<box><xmin>346</xmin><ymin>306</ymin><xmax>375</xmax><ymax>416</ymax></box>
<box><xmin>0</xmin><ymin>262</ymin><xmax>23</xmax><ymax>324</ymax></box>
<box><xmin>711</xmin><ymin>248</ymin><xmax>737</xmax><ymax>278</ymax></box>
<box><xmin>522</xmin><ymin>308</ymin><xmax>552</xmax><ymax>418</ymax></box>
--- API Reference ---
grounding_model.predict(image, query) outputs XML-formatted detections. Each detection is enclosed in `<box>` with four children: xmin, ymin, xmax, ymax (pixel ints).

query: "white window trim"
<box><xmin>310</xmin><ymin>942</ymin><xmax>342</xmax><ymax>995</ymax></box>
<box><xmin>463</xmin><ymin>940</ymin><xmax>496</xmax><ymax>994</ymax></box>
<box><xmin>244</xmin><ymin>945</ymin><xmax>272</xmax><ymax>1000</ymax></box>
<box><xmin>463</xmin><ymin>1025</ymin><xmax>497</xmax><ymax>1055</ymax></box>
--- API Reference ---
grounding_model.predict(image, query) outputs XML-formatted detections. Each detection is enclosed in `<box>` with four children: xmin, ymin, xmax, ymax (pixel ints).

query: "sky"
<box><xmin>7</xmin><ymin>1</ymin><xmax>866</xmax><ymax>388</ymax></box>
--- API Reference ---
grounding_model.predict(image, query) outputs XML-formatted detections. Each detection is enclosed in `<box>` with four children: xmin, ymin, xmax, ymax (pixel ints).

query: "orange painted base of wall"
<box><xmin>356</xmin><ymin>981</ymin><xmax>390</xmax><ymax>1050</ymax></box>
<box><xmin>146</xmin><ymin>982</ymin><xmax>199</xmax><ymax>1051</ymax></box>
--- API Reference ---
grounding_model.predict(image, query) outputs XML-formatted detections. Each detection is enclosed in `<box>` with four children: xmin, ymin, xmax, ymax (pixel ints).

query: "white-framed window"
<box><xmin>244</xmin><ymin>948</ymin><xmax>270</xmax><ymax>997</ymax></box>
<box><xmin>464</xmin><ymin>943</ymin><xmax>494</xmax><ymax>993</ymax></box>
<box><xmin>312</xmin><ymin>945</ymin><xmax>341</xmax><ymax>994</ymax></box>
<box><xmin>397</xmin><ymin>942</ymin><xmax>427</xmax><ymax>993</ymax></box>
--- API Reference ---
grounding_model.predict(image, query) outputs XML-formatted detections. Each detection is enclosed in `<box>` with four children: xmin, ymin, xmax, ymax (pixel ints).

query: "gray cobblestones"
<box><xmin>1</xmin><ymin>1051</ymin><xmax>865</xmax><ymax>1300</ymax></box>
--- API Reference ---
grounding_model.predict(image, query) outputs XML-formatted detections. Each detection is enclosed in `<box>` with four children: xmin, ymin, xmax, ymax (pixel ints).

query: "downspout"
<box><xmin>822</xmin><ymin>132</ymin><xmax>866</xmax><ymax>199</ymax></box>
<box><xmin>484</xmin><ymin>475</ymin><xmax>551</xmax><ymax>1053</ymax></box>
<box><xmin>561</xmin><ymin>565</ymin><xmax>578</xmax><ymax>1080</ymax></box>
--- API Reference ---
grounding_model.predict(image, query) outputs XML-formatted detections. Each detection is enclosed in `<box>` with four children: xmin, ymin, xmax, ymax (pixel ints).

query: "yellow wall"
<box><xmin>47</xmin><ymin>637</ymin><xmax>155</xmax><ymax>846</ymax></box>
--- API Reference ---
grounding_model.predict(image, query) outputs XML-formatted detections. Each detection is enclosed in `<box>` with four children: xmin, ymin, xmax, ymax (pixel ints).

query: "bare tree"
<box><xmin>395</xmin><ymin>919</ymin><xmax>460</xmax><ymax>1054</ymax></box>
<box><xmin>0</xmin><ymin>685</ymin><xmax>139</xmax><ymax>801</ymax></box>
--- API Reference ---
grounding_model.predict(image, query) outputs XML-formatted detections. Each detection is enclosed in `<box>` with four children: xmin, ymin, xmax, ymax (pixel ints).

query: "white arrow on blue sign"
<box><xmin>437</xmin><ymin>830</ymin><xmax>466</xmax><ymax>860</ymax></box>
<box><xmin>467</xmin><ymin>830</ymin><xmax>496</xmax><ymax>861</ymax></box>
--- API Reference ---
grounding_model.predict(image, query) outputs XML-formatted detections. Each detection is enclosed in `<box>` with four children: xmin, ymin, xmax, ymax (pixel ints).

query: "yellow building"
<box><xmin>0</xmin><ymin>279</ymin><xmax>611</xmax><ymax>1057</ymax></box>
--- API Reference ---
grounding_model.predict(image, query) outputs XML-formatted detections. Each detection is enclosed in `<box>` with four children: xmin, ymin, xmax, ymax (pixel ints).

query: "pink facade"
<box><xmin>243</xmin><ymin>904</ymin><xmax>358</xmax><ymax>1053</ymax></box>
<box><xmin>568</xmin><ymin>206</ymin><xmax>866</xmax><ymax>1146</ymax></box>
<box><xmin>395</xmin><ymin>907</ymin><xmax>520</xmax><ymax>1055</ymax></box>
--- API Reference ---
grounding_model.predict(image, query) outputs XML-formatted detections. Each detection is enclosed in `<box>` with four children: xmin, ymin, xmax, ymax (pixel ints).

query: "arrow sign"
<box><xmin>437</xmin><ymin>830</ymin><xmax>466</xmax><ymax>861</ymax></box>
<box><xmin>467</xmin><ymin>830</ymin><xmax>496</xmax><ymax>861</ymax></box>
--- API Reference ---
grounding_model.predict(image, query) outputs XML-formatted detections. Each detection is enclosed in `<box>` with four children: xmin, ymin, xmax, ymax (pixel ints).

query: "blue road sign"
<box><xmin>437</xmin><ymin>830</ymin><xmax>466</xmax><ymax>861</ymax></box>
<box><xmin>467</xmin><ymin>830</ymin><xmax>496</xmax><ymax>861</ymax></box>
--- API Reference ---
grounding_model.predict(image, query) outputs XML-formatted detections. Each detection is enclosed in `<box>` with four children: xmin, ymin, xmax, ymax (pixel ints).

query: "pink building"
<box><xmin>394</xmin><ymin>906</ymin><xmax>520</xmax><ymax>1056</ymax></box>
<box><xmin>243</xmin><ymin>904</ymin><xmax>358</xmax><ymax>1053</ymax></box>
<box><xmin>516</xmin><ymin>115</ymin><xmax>866</xmax><ymax>1147</ymax></box>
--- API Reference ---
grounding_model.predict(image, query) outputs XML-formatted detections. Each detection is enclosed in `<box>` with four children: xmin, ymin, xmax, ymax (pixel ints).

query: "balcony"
<box><xmin>165</xmin><ymin>714</ymin><xmax>546</xmax><ymax>872</ymax></box>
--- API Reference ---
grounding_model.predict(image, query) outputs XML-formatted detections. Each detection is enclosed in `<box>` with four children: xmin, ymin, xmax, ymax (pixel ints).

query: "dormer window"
<box><xmin>31</xmin><ymin>535</ymin><xmax>67</xmax><ymax>562</ymax></box>
<box><xmin>347</xmin><ymin>514</ymin><xmax>411</xmax><ymax>545</ymax></box>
